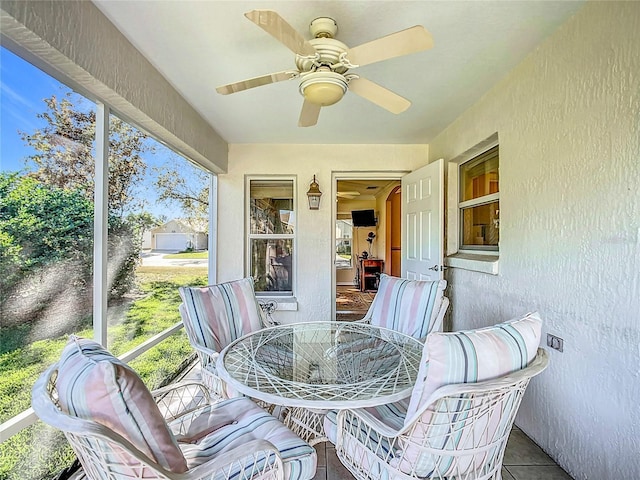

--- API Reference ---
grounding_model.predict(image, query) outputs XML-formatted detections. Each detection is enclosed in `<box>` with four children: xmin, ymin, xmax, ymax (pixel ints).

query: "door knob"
<box><xmin>428</xmin><ymin>265</ymin><xmax>439</xmax><ymax>271</ymax></box>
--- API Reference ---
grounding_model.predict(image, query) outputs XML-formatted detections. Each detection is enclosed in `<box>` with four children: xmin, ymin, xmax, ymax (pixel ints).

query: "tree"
<box><xmin>125</xmin><ymin>211</ymin><xmax>162</xmax><ymax>247</ymax></box>
<box><xmin>153</xmin><ymin>155</ymin><xmax>209</xmax><ymax>227</ymax></box>
<box><xmin>20</xmin><ymin>94</ymin><xmax>154</xmax><ymax>216</ymax></box>
<box><xmin>0</xmin><ymin>173</ymin><xmax>94</xmax><ymax>326</ymax></box>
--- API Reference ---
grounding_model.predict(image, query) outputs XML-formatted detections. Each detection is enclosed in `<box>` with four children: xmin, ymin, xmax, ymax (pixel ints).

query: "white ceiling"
<box><xmin>93</xmin><ymin>1</ymin><xmax>583</xmax><ymax>145</ymax></box>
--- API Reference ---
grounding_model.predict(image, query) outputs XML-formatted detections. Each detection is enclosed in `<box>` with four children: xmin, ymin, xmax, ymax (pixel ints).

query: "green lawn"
<box><xmin>163</xmin><ymin>251</ymin><xmax>208</xmax><ymax>259</ymax></box>
<box><xmin>0</xmin><ymin>266</ymin><xmax>207</xmax><ymax>480</ymax></box>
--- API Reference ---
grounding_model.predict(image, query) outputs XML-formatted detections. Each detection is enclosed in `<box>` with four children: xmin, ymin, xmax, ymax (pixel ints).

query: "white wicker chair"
<box><xmin>326</xmin><ymin>313</ymin><xmax>548</xmax><ymax>480</ymax></box>
<box><xmin>32</xmin><ymin>343</ymin><xmax>317</xmax><ymax>480</ymax></box>
<box><xmin>329</xmin><ymin>350</ymin><xmax>548</xmax><ymax>480</ymax></box>
<box><xmin>359</xmin><ymin>274</ymin><xmax>449</xmax><ymax>339</ymax></box>
<box><xmin>178</xmin><ymin>277</ymin><xmax>275</xmax><ymax>398</ymax></box>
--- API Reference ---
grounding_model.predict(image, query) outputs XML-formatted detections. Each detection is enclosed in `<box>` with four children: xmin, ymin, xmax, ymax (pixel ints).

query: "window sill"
<box><xmin>445</xmin><ymin>253</ymin><xmax>499</xmax><ymax>275</ymax></box>
<box><xmin>257</xmin><ymin>296</ymin><xmax>298</xmax><ymax>311</ymax></box>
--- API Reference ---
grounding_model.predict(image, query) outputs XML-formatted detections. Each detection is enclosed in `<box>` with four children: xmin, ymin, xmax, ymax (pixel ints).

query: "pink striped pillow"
<box><xmin>406</xmin><ymin>312</ymin><xmax>542</xmax><ymax>420</ymax></box>
<box><xmin>397</xmin><ymin>313</ymin><xmax>543</xmax><ymax>477</ymax></box>
<box><xmin>370</xmin><ymin>275</ymin><xmax>447</xmax><ymax>339</ymax></box>
<box><xmin>179</xmin><ymin>277</ymin><xmax>264</xmax><ymax>352</ymax></box>
<box><xmin>55</xmin><ymin>336</ymin><xmax>188</xmax><ymax>473</ymax></box>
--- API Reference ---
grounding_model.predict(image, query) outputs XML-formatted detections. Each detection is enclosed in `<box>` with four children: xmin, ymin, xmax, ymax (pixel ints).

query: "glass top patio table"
<box><xmin>216</xmin><ymin>321</ymin><xmax>423</xmax><ymax>409</ymax></box>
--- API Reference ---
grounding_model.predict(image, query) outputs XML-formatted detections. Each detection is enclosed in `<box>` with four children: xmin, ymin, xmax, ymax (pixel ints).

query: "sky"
<box><xmin>0</xmin><ymin>48</ymin><xmax>58</xmax><ymax>172</ymax></box>
<box><xmin>0</xmin><ymin>47</ymin><xmax>204</xmax><ymax>220</ymax></box>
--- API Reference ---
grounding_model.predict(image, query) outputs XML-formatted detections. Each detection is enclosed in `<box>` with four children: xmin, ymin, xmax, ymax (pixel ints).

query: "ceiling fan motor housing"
<box><xmin>296</xmin><ymin>38</ymin><xmax>349</xmax><ymax>74</ymax></box>
<box><xmin>309</xmin><ymin>17</ymin><xmax>338</xmax><ymax>38</ymax></box>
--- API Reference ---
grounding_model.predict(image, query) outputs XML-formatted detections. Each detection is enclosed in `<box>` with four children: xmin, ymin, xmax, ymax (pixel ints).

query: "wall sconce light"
<box><xmin>306</xmin><ymin>175</ymin><xmax>322</xmax><ymax>210</ymax></box>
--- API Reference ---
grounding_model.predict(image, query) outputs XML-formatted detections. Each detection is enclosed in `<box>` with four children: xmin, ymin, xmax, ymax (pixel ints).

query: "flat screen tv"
<box><xmin>351</xmin><ymin>209</ymin><xmax>376</xmax><ymax>227</ymax></box>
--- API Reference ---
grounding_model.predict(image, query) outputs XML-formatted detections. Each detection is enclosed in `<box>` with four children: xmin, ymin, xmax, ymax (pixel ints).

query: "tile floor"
<box><xmin>312</xmin><ymin>426</ymin><xmax>572</xmax><ymax>480</ymax></box>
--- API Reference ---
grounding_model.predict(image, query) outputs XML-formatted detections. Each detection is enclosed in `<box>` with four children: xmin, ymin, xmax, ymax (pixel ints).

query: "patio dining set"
<box><xmin>32</xmin><ymin>274</ymin><xmax>548</xmax><ymax>480</ymax></box>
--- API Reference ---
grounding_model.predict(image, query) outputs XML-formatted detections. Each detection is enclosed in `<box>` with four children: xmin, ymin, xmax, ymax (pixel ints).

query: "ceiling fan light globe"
<box><xmin>303</xmin><ymin>82</ymin><xmax>344</xmax><ymax>106</ymax></box>
<box><xmin>299</xmin><ymin>71</ymin><xmax>348</xmax><ymax>106</ymax></box>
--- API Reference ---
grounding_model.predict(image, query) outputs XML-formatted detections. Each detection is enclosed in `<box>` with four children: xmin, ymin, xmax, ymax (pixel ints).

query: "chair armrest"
<box><xmin>151</xmin><ymin>381</ymin><xmax>212</xmax><ymax>421</ymax></box>
<box><xmin>190</xmin><ymin>342</ymin><xmax>219</xmax><ymax>361</ymax></box>
<box><xmin>337</xmin><ymin>408</ymin><xmax>402</xmax><ymax>439</ymax></box>
<box><xmin>187</xmin><ymin>439</ymin><xmax>284</xmax><ymax>480</ymax></box>
<box><xmin>258</xmin><ymin>299</ymin><xmax>280</xmax><ymax>327</ymax></box>
<box><xmin>401</xmin><ymin>348</ymin><xmax>550</xmax><ymax>429</ymax></box>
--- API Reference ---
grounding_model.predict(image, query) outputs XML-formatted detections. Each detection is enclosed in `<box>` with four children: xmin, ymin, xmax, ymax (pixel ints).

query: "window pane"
<box><xmin>250</xmin><ymin>180</ymin><xmax>294</xmax><ymax>234</ymax></box>
<box><xmin>1</xmin><ymin>47</ymin><xmax>94</xmax><ymax>479</ymax></box>
<box><xmin>336</xmin><ymin>219</ymin><xmax>353</xmax><ymax>268</ymax></box>
<box><xmin>460</xmin><ymin>146</ymin><xmax>499</xmax><ymax>202</ymax></box>
<box><xmin>461</xmin><ymin>201</ymin><xmax>500</xmax><ymax>249</ymax></box>
<box><xmin>250</xmin><ymin>238</ymin><xmax>293</xmax><ymax>293</ymax></box>
<box><xmin>105</xmin><ymin>112</ymin><xmax>208</xmax><ymax>391</ymax></box>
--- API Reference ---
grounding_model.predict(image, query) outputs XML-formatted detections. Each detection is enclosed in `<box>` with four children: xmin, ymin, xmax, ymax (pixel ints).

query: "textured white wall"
<box><xmin>218</xmin><ymin>144</ymin><xmax>427</xmax><ymax>322</ymax></box>
<box><xmin>429</xmin><ymin>3</ymin><xmax>640</xmax><ymax>479</ymax></box>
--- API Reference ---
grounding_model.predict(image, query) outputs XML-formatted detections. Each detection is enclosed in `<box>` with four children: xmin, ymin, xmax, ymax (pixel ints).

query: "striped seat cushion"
<box><xmin>179</xmin><ymin>277</ymin><xmax>264</xmax><ymax>352</ymax></box>
<box><xmin>324</xmin><ymin>399</ymin><xmax>409</xmax><ymax>445</ymax></box>
<box><xmin>400</xmin><ymin>312</ymin><xmax>543</xmax><ymax>477</ymax></box>
<box><xmin>178</xmin><ymin>397</ymin><xmax>317</xmax><ymax>480</ymax></box>
<box><xmin>369</xmin><ymin>274</ymin><xmax>447</xmax><ymax>339</ymax></box>
<box><xmin>55</xmin><ymin>336</ymin><xmax>188</xmax><ymax>473</ymax></box>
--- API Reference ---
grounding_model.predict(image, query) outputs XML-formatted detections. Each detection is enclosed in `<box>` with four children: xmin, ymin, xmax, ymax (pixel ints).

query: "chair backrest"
<box><xmin>32</xmin><ymin>336</ymin><xmax>188</xmax><ymax>478</ymax></box>
<box><xmin>179</xmin><ymin>277</ymin><xmax>265</xmax><ymax>352</ymax></box>
<box><xmin>365</xmin><ymin>274</ymin><xmax>448</xmax><ymax>339</ymax></box>
<box><xmin>396</xmin><ymin>312</ymin><xmax>546</xmax><ymax>478</ymax></box>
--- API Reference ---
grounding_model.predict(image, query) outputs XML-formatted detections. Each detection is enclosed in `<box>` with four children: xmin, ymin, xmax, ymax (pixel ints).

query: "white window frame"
<box><xmin>445</xmin><ymin>134</ymin><xmax>500</xmax><ymax>275</ymax></box>
<box><xmin>335</xmin><ymin>218</ymin><xmax>354</xmax><ymax>269</ymax></box>
<box><xmin>458</xmin><ymin>145</ymin><xmax>499</xmax><ymax>253</ymax></box>
<box><xmin>245</xmin><ymin>176</ymin><xmax>296</xmax><ymax>297</ymax></box>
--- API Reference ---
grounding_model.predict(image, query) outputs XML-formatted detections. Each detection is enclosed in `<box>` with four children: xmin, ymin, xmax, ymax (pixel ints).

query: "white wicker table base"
<box><xmin>283</xmin><ymin>407</ymin><xmax>329</xmax><ymax>446</ymax></box>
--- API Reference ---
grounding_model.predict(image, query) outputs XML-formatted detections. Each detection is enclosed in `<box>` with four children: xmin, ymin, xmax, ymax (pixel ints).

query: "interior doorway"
<box><xmin>334</xmin><ymin>176</ymin><xmax>401</xmax><ymax>319</ymax></box>
<box><xmin>385</xmin><ymin>185</ymin><xmax>402</xmax><ymax>277</ymax></box>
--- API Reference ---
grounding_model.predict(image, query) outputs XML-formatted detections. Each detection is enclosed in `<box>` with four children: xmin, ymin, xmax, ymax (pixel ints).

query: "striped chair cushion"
<box><xmin>178</xmin><ymin>397</ymin><xmax>317</xmax><ymax>480</ymax></box>
<box><xmin>369</xmin><ymin>274</ymin><xmax>447</xmax><ymax>339</ymax></box>
<box><xmin>179</xmin><ymin>277</ymin><xmax>264</xmax><ymax>352</ymax></box>
<box><xmin>324</xmin><ymin>399</ymin><xmax>409</xmax><ymax>445</ymax></box>
<box><xmin>55</xmin><ymin>336</ymin><xmax>188</xmax><ymax>473</ymax></box>
<box><xmin>400</xmin><ymin>312</ymin><xmax>543</xmax><ymax>476</ymax></box>
<box><xmin>406</xmin><ymin>312</ymin><xmax>542</xmax><ymax>422</ymax></box>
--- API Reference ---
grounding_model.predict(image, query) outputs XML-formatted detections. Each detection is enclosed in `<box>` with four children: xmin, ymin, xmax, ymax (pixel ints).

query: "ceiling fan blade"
<box><xmin>348</xmin><ymin>77</ymin><xmax>411</xmax><ymax>114</ymax></box>
<box><xmin>216</xmin><ymin>71</ymin><xmax>298</xmax><ymax>95</ymax></box>
<box><xmin>345</xmin><ymin>25</ymin><xmax>433</xmax><ymax>67</ymax></box>
<box><xmin>298</xmin><ymin>100</ymin><xmax>321</xmax><ymax>127</ymax></box>
<box><xmin>337</xmin><ymin>191</ymin><xmax>361</xmax><ymax>199</ymax></box>
<box><xmin>245</xmin><ymin>10</ymin><xmax>316</xmax><ymax>57</ymax></box>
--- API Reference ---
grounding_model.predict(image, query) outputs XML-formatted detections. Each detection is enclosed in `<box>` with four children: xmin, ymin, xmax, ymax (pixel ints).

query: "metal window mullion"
<box><xmin>93</xmin><ymin>103</ymin><xmax>109</xmax><ymax>347</ymax></box>
<box><xmin>459</xmin><ymin>192</ymin><xmax>500</xmax><ymax>209</ymax></box>
<box><xmin>249</xmin><ymin>234</ymin><xmax>295</xmax><ymax>239</ymax></box>
<box><xmin>208</xmin><ymin>174</ymin><xmax>217</xmax><ymax>285</ymax></box>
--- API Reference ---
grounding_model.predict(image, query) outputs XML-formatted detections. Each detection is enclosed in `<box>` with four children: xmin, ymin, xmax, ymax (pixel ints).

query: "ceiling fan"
<box><xmin>216</xmin><ymin>10</ymin><xmax>434</xmax><ymax>127</ymax></box>
<box><xmin>337</xmin><ymin>190</ymin><xmax>361</xmax><ymax>199</ymax></box>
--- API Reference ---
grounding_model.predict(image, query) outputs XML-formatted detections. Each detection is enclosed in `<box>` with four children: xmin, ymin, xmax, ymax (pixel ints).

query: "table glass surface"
<box><xmin>217</xmin><ymin>321</ymin><xmax>423</xmax><ymax>408</ymax></box>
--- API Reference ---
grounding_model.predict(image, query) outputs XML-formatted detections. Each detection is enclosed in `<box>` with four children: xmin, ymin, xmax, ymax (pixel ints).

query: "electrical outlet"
<box><xmin>546</xmin><ymin>333</ymin><xmax>564</xmax><ymax>352</ymax></box>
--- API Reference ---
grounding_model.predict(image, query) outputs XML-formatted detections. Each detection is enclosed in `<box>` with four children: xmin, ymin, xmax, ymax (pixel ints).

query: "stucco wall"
<box><xmin>428</xmin><ymin>3</ymin><xmax>640</xmax><ymax>479</ymax></box>
<box><xmin>218</xmin><ymin>144</ymin><xmax>428</xmax><ymax>321</ymax></box>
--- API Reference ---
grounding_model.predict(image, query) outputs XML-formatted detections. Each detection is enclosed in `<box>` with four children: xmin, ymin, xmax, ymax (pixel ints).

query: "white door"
<box><xmin>401</xmin><ymin>159</ymin><xmax>444</xmax><ymax>281</ymax></box>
